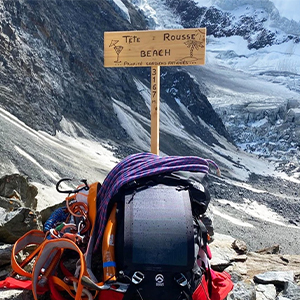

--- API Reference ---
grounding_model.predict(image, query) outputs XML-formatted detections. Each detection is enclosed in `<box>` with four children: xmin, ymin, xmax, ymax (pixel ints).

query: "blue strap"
<box><xmin>103</xmin><ymin>261</ymin><xmax>116</xmax><ymax>267</ymax></box>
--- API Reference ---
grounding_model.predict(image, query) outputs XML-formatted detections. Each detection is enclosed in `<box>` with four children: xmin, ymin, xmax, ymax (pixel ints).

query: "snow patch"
<box><xmin>174</xmin><ymin>98</ymin><xmax>194</xmax><ymax>122</ymax></box>
<box><xmin>130</xmin><ymin>0</ymin><xmax>182</xmax><ymax>29</ymax></box>
<box><xmin>14</xmin><ymin>145</ymin><xmax>60</xmax><ymax>182</ymax></box>
<box><xmin>112</xmin><ymin>98</ymin><xmax>151</xmax><ymax>151</ymax></box>
<box><xmin>108</xmin><ymin>0</ymin><xmax>131</xmax><ymax>23</ymax></box>
<box><xmin>216</xmin><ymin>198</ymin><xmax>298</xmax><ymax>227</ymax></box>
<box><xmin>212</xmin><ymin>206</ymin><xmax>254</xmax><ymax>227</ymax></box>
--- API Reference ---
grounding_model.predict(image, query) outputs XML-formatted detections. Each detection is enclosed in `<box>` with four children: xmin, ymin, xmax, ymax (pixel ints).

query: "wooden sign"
<box><xmin>104</xmin><ymin>28</ymin><xmax>206</xmax><ymax>155</ymax></box>
<box><xmin>104</xmin><ymin>28</ymin><xmax>206</xmax><ymax>68</ymax></box>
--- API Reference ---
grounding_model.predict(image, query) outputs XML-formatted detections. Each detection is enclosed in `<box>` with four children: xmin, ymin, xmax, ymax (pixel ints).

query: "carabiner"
<box><xmin>56</xmin><ymin>178</ymin><xmax>89</xmax><ymax>194</ymax></box>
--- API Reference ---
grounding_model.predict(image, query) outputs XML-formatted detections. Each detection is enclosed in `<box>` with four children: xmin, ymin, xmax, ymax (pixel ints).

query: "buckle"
<box><xmin>110</xmin><ymin>283</ymin><xmax>128</xmax><ymax>293</ymax></box>
<box><xmin>174</xmin><ymin>273</ymin><xmax>188</xmax><ymax>287</ymax></box>
<box><xmin>132</xmin><ymin>271</ymin><xmax>145</xmax><ymax>284</ymax></box>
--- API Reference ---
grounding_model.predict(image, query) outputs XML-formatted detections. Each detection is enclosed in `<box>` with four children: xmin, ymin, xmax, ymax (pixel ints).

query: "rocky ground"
<box><xmin>0</xmin><ymin>172</ymin><xmax>300</xmax><ymax>299</ymax></box>
<box><xmin>208</xmin><ymin>172</ymin><xmax>300</xmax><ymax>255</ymax></box>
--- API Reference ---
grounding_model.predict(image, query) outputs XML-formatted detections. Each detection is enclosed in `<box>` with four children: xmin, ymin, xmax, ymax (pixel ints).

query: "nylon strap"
<box><xmin>32</xmin><ymin>238</ymin><xmax>88</xmax><ymax>300</ymax></box>
<box><xmin>11</xmin><ymin>229</ymin><xmax>46</xmax><ymax>278</ymax></box>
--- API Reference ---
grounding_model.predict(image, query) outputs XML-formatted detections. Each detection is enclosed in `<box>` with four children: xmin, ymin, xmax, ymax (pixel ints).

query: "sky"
<box><xmin>272</xmin><ymin>0</ymin><xmax>300</xmax><ymax>22</ymax></box>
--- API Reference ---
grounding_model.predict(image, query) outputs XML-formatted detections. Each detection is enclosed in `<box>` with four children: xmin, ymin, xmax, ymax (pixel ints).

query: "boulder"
<box><xmin>232</xmin><ymin>239</ymin><xmax>248</xmax><ymax>254</ymax></box>
<box><xmin>0</xmin><ymin>244</ymin><xmax>13</xmax><ymax>267</ymax></box>
<box><xmin>254</xmin><ymin>271</ymin><xmax>294</xmax><ymax>285</ymax></box>
<box><xmin>0</xmin><ymin>207</ymin><xmax>40</xmax><ymax>243</ymax></box>
<box><xmin>210</xmin><ymin>233</ymin><xmax>248</xmax><ymax>271</ymax></box>
<box><xmin>0</xmin><ymin>174</ymin><xmax>41</xmax><ymax>243</ymax></box>
<box><xmin>0</xmin><ymin>174</ymin><xmax>38</xmax><ymax>210</ymax></box>
<box><xmin>227</xmin><ymin>281</ymin><xmax>256</xmax><ymax>300</ymax></box>
<box><xmin>255</xmin><ymin>284</ymin><xmax>276</xmax><ymax>300</ymax></box>
<box><xmin>278</xmin><ymin>281</ymin><xmax>300</xmax><ymax>300</ymax></box>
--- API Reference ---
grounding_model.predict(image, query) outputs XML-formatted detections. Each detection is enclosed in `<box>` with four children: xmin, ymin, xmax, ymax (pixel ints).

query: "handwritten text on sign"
<box><xmin>104</xmin><ymin>28</ymin><xmax>206</xmax><ymax>67</ymax></box>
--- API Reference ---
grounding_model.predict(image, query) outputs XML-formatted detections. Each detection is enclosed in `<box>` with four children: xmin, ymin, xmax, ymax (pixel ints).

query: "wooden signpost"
<box><xmin>104</xmin><ymin>28</ymin><xmax>206</xmax><ymax>154</ymax></box>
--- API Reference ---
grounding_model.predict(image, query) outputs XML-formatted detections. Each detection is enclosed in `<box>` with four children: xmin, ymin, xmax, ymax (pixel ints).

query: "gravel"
<box><xmin>207</xmin><ymin>173</ymin><xmax>300</xmax><ymax>255</ymax></box>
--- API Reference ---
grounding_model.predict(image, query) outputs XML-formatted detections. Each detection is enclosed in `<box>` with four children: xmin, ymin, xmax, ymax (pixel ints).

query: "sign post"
<box><xmin>104</xmin><ymin>28</ymin><xmax>206</xmax><ymax>154</ymax></box>
<box><xmin>151</xmin><ymin>66</ymin><xmax>160</xmax><ymax>154</ymax></box>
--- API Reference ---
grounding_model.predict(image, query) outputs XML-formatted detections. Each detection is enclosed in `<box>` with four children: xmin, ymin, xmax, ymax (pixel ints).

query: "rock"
<box><xmin>0</xmin><ymin>174</ymin><xmax>38</xmax><ymax>210</ymax></box>
<box><xmin>233</xmin><ymin>252</ymin><xmax>300</xmax><ymax>283</ymax></box>
<box><xmin>256</xmin><ymin>245</ymin><xmax>280</xmax><ymax>255</ymax></box>
<box><xmin>210</xmin><ymin>233</ymin><xmax>240</xmax><ymax>270</ymax></box>
<box><xmin>0</xmin><ymin>244</ymin><xmax>13</xmax><ymax>267</ymax></box>
<box><xmin>0</xmin><ymin>289</ymin><xmax>51</xmax><ymax>300</ymax></box>
<box><xmin>277</xmin><ymin>281</ymin><xmax>300</xmax><ymax>300</ymax></box>
<box><xmin>0</xmin><ymin>244</ymin><xmax>13</xmax><ymax>281</ymax></box>
<box><xmin>0</xmin><ymin>174</ymin><xmax>42</xmax><ymax>243</ymax></box>
<box><xmin>232</xmin><ymin>239</ymin><xmax>248</xmax><ymax>254</ymax></box>
<box><xmin>255</xmin><ymin>284</ymin><xmax>277</xmax><ymax>300</ymax></box>
<box><xmin>0</xmin><ymin>289</ymin><xmax>27</xmax><ymax>300</ymax></box>
<box><xmin>287</xmin><ymin>99</ymin><xmax>300</xmax><ymax>110</ymax></box>
<box><xmin>227</xmin><ymin>281</ymin><xmax>256</xmax><ymax>300</ymax></box>
<box><xmin>39</xmin><ymin>201</ymin><xmax>65</xmax><ymax>224</ymax></box>
<box><xmin>107</xmin><ymin>0</ymin><xmax>131</xmax><ymax>22</ymax></box>
<box><xmin>254</xmin><ymin>271</ymin><xmax>294</xmax><ymax>285</ymax></box>
<box><xmin>0</xmin><ymin>196</ymin><xmax>22</xmax><ymax>211</ymax></box>
<box><xmin>229</xmin><ymin>271</ymin><xmax>244</xmax><ymax>283</ymax></box>
<box><xmin>0</xmin><ymin>207</ymin><xmax>41</xmax><ymax>244</ymax></box>
<box><xmin>286</xmin><ymin>108</ymin><xmax>300</xmax><ymax>125</ymax></box>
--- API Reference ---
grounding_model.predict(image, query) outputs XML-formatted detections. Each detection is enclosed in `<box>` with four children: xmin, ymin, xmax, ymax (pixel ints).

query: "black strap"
<box><xmin>174</xmin><ymin>273</ymin><xmax>193</xmax><ymax>300</ymax></box>
<box><xmin>122</xmin><ymin>284</ymin><xmax>139</xmax><ymax>300</ymax></box>
<box><xmin>194</xmin><ymin>217</ymin><xmax>208</xmax><ymax>254</ymax></box>
<box><xmin>193</xmin><ymin>217</ymin><xmax>213</xmax><ymax>297</ymax></box>
<box><xmin>204</xmin><ymin>264</ymin><xmax>213</xmax><ymax>298</ymax></box>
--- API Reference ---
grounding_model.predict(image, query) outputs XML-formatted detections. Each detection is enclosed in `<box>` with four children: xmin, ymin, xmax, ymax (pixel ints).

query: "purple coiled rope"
<box><xmin>93</xmin><ymin>152</ymin><xmax>220</xmax><ymax>251</ymax></box>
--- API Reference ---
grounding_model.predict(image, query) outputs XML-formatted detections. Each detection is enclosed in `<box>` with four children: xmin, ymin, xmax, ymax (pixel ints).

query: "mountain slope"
<box><xmin>0</xmin><ymin>0</ymin><xmax>232</xmax><ymax>153</ymax></box>
<box><xmin>0</xmin><ymin>0</ymin><xmax>236</xmax><ymax>204</ymax></box>
<box><xmin>137</xmin><ymin>0</ymin><xmax>300</xmax><ymax>169</ymax></box>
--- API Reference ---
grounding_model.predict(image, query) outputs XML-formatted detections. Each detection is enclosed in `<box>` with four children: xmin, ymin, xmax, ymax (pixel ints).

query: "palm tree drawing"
<box><xmin>109</xmin><ymin>39</ymin><xmax>123</xmax><ymax>63</ymax></box>
<box><xmin>184</xmin><ymin>29</ymin><xmax>205</xmax><ymax>58</ymax></box>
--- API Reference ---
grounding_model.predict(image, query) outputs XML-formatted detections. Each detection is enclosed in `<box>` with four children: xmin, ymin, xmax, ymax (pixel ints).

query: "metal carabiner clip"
<box><xmin>56</xmin><ymin>178</ymin><xmax>89</xmax><ymax>194</ymax></box>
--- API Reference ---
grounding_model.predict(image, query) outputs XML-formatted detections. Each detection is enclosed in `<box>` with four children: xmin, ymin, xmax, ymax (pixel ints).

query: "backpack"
<box><xmin>99</xmin><ymin>172</ymin><xmax>213</xmax><ymax>300</ymax></box>
<box><xmin>91</xmin><ymin>153</ymin><xmax>232</xmax><ymax>300</ymax></box>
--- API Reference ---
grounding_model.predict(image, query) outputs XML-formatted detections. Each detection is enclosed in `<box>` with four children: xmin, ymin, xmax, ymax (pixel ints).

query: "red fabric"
<box><xmin>192</xmin><ymin>276</ymin><xmax>210</xmax><ymax>300</ymax></box>
<box><xmin>48</xmin><ymin>277</ymin><xmax>67</xmax><ymax>300</ymax></box>
<box><xmin>0</xmin><ymin>277</ymin><xmax>32</xmax><ymax>290</ymax></box>
<box><xmin>210</xmin><ymin>270</ymin><xmax>234</xmax><ymax>300</ymax></box>
<box><xmin>98</xmin><ymin>290</ymin><xmax>124</xmax><ymax>300</ymax></box>
<box><xmin>0</xmin><ymin>277</ymin><xmax>48</xmax><ymax>294</ymax></box>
